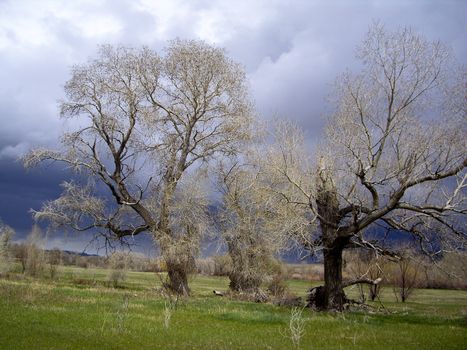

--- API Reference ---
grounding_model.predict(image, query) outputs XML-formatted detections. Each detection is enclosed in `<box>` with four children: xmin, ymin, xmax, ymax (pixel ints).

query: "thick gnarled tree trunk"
<box><xmin>157</xmin><ymin>181</ymin><xmax>196</xmax><ymax>296</ymax></box>
<box><xmin>162</xmin><ymin>242</ymin><xmax>195</xmax><ymax>296</ymax></box>
<box><xmin>313</xmin><ymin>161</ymin><xmax>348</xmax><ymax>310</ymax></box>
<box><xmin>323</xmin><ymin>243</ymin><xmax>346</xmax><ymax>310</ymax></box>
<box><xmin>158</xmin><ymin>207</ymin><xmax>197</xmax><ymax>297</ymax></box>
<box><xmin>165</xmin><ymin>259</ymin><xmax>191</xmax><ymax>295</ymax></box>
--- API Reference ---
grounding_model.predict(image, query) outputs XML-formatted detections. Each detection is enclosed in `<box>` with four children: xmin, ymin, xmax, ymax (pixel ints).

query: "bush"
<box><xmin>24</xmin><ymin>225</ymin><xmax>46</xmax><ymax>277</ymax></box>
<box><xmin>0</xmin><ymin>221</ymin><xmax>14</xmax><ymax>275</ymax></box>
<box><xmin>196</xmin><ymin>258</ymin><xmax>215</xmax><ymax>275</ymax></box>
<box><xmin>47</xmin><ymin>248</ymin><xmax>62</xmax><ymax>279</ymax></box>
<box><xmin>155</xmin><ymin>258</ymin><xmax>167</xmax><ymax>273</ymax></box>
<box><xmin>419</xmin><ymin>252</ymin><xmax>467</xmax><ymax>290</ymax></box>
<box><xmin>107</xmin><ymin>252</ymin><xmax>130</xmax><ymax>288</ymax></box>
<box><xmin>286</xmin><ymin>264</ymin><xmax>324</xmax><ymax>282</ymax></box>
<box><xmin>213</xmin><ymin>255</ymin><xmax>232</xmax><ymax>276</ymax></box>
<box><xmin>387</xmin><ymin>252</ymin><xmax>420</xmax><ymax>303</ymax></box>
<box><xmin>139</xmin><ymin>257</ymin><xmax>162</xmax><ymax>272</ymax></box>
<box><xmin>267</xmin><ymin>273</ymin><xmax>288</xmax><ymax>298</ymax></box>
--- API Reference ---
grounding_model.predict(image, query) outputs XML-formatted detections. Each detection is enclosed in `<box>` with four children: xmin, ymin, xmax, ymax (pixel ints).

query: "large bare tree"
<box><xmin>265</xmin><ymin>25</ymin><xmax>466</xmax><ymax>310</ymax></box>
<box><xmin>24</xmin><ymin>40</ymin><xmax>253</xmax><ymax>295</ymax></box>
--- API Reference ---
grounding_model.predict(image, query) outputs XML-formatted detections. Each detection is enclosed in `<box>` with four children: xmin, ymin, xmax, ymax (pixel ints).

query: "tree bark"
<box><xmin>160</xmin><ymin>235</ymin><xmax>196</xmax><ymax>296</ymax></box>
<box><xmin>157</xmin><ymin>178</ymin><xmax>195</xmax><ymax>297</ymax></box>
<box><xmin>323</xmin><ymin>244</ymin><xmax>346</xmax><ymax>310</ymax></box>
<box><xmin>158</xmin><ymin>225</ymin><xmax>195</xmax><ymax>297</ymax></box>
<box><xmin>307</xmin><ymin>242</ymin><xmax>347</xmax><ymax>310</ymax></box>
<box><xmin>165</xmin><ymin>260</ymin><xmax>190</xmax><ymax>296</ymax></box>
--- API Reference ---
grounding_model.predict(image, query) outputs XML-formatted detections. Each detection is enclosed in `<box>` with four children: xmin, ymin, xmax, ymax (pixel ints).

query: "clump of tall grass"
<box><xmin>283</xmin><ymin>307</ymin><xmax>306</xmax><ymax>349</ymax></box>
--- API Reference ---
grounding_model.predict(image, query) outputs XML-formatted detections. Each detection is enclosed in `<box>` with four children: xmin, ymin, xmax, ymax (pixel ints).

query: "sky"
<box><xmin>0</xmin><ymin>0</ymin><xmax>466</xmax><ymax>251</ymax></box>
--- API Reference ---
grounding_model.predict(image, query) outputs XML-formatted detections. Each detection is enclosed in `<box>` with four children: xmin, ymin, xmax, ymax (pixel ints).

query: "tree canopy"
<box><xmin>263</xmin><ymin>24</ymin><xmax>466</xmax><ymax>309</ymax></box>
<box><xmin>24</xmin><ymin>40</ymin><xmax>254</xmax><ymax>294</ymax></box>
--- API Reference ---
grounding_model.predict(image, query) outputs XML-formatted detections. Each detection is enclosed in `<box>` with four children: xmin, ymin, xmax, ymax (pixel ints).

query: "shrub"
<box><xmin>388</xmin><ymin>251</ymin><xmax>420</xmax><ymax>303</ymax></box>
<box><xmin>196</xmin><ymin>258</ymin><xmax>215</xmax><ymax>275</ymax></box>
<box><xmin>24</xmin><ymin>225</ymin><xmax>46</xmax><ymax>277</ymax></box>
<box><xmin>140</xmin><ymin>257</ymin><xmax>162</xmax><ymax>272</ymax></box>
<box><xmin>107</xmin><ymin>252</ymin><xmax>130</xmax><ymax>288</ymax></box>
<box><xmin>286</xmin><ymin>263</ymin><xmax>324</xmax><ymax>282</ymax></box>
<box><xmin>76</xmin><ymin>256</ymin><xmax>89</xmax><ymax>269</ymax></box>
<box><xmin>47</xmin><ymin>248</ymin><xmax>62</xmax><ymax>279</ymax></box>
<box><xmin>344</xmin><ymin>249</ymin><xmax>387</xmax><ymax>302</ymax></box>
<box><xmin>420</xmin><ymin>252</ymin><xmax>467</xmax><ymax>290</ymax></box>
<box><xmin>0</xmin><ymin>221</ymin><xmax>15</xmax><ymax>275</ymax></box>
<box><xmin>156</xmin><ymin>258</ymin><xmax>167</xmax><ymax>273</ymax></box>
<box><xmin>213</xmin><ymin>255</ymin><xmax>232</xmax><ymax>276</ymax></box>
<box><xmin>267</xmin><ymin>273</ymin><xmax>288</xmax><ymax>298</ymax></box>
<box><xmin>287</xmin><ymin>307</ymin><xmax>306</xmax><ymax>350</ymax></box>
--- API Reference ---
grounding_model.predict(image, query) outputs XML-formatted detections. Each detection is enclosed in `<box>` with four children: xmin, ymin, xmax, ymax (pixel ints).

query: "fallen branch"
<box><xmin>342</xmin><ymin>277</ymin><xmax>382</xmax><ymax>288</ymax></box>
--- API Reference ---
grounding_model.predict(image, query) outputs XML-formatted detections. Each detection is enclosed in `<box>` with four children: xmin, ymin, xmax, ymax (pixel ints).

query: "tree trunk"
<box><xmin>161</xmin><ymin>240</ymin><xmax>196</xmax><ymax>296</ymax></box>
<box><xmin>314</xmin><ymin>159</ymin><xmax>346</xmax><ymax>310</ymax></box>
<box><xmin>159</xmin><ymin>228</ymin><xmax>195</xmax><ymax>297</ymax></box>
<box><xmin>323</xmin><ymin>245</ymin><xmax>346</xmax><ymax>310</ymax></box>
<box><xmin>165</xmin><ymin>260</ymin><xmax>190</xmax><ymax>296</ymax></box>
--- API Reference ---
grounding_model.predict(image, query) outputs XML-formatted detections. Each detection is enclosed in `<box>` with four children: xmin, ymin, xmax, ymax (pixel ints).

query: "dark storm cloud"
<box><xmin>0</xmin><ymin>158</ymin><xmax>72</xmax><ymax>236</ymax></box>
<box><xmin>0</xmin><ymin>0</ymin><xmax>465</xmax><ymax>248</ymax></box>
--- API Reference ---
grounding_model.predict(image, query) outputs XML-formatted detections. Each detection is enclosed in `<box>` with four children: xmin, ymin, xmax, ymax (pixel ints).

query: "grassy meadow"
<box><xmin>0</xmin><ymin>266</ymin><xmax>466</xmax><ymax>349</ymax></box>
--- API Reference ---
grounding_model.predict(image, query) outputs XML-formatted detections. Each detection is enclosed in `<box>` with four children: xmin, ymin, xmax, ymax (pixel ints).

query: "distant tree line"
<box><xmin>1</xmin><ymin>220</ymin><xmax>465</xmax><ymax>306</ymax></box>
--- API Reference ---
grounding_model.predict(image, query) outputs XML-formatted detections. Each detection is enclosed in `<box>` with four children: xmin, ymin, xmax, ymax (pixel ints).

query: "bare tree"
<box><xmin>390</xmin><ymin>246</ymin><xmax>420</xmax><ymax>302</ymax></box>
<box><xmin>217</xmin><ymin>160</ymin><xmax>288</xmax><ymax>294</ymax></box>
<box><xmin>24</xmin><ymin>40</ymin><xmax>253</xmax><ymax>295</ymax></box>
<box><xmin>265</xmin><ymin>24</ymin><xmax>466</xmax><ymax>310</ymax></box>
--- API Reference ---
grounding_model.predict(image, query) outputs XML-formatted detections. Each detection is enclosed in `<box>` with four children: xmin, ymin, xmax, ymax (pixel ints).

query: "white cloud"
<box><xmin>132</xmin><ymin>0</ymin><xmax>194</xmax><ymax>40</ymax></box>
<box><xmin>0</xmin><ymin>0</ymin><xmax>122</xmax><ymax>52</ymax></box>
<box><xmin>67</xmin><ymin>13</ymin><xmax>123</xmax><ymax>39</ymax></box>
<box><xmin>193</xmin><ymin>1</ymin><xmax>278</xmax><ymax>44</ymax></box>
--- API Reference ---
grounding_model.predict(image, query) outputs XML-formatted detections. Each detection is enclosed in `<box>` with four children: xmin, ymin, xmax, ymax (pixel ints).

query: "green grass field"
<box><xmin>0</xmin><ymin>266</ymin><xmax>466</xmax><ymax>349</ymax></box>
